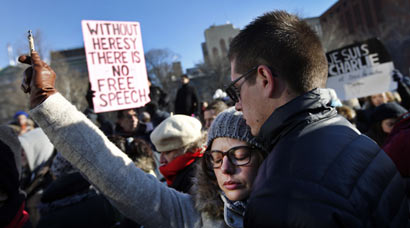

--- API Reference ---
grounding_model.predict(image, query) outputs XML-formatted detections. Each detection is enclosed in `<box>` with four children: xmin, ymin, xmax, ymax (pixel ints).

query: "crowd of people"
<box><xmin>1</xmin><ymin>10</ymin><xmax>410</xmax><ymax>228</ymax></box>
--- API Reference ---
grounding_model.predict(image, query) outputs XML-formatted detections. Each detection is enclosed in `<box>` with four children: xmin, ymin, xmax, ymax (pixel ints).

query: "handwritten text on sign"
<box><xmin>82</xmin><ymin>20</ymin><xmax>150</xmax><ymax>113</ymax></box>
<box><xmin>326</xmin><ymin>38</ymin><xmax>396</xmax><ymax>100</ymax></box>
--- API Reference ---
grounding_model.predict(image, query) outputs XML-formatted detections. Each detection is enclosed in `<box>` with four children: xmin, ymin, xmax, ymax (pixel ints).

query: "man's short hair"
<box><xmin>228</xmin><ymin>10</ymin><xmax>328</xmax><ymax>94</ymax></box>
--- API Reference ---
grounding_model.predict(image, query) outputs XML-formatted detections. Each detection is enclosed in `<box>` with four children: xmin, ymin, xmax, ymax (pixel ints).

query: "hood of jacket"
<box><xmin>192</xmin><ymin>161</ymin><xmax>224</xmax><ymax>220</ymax></box>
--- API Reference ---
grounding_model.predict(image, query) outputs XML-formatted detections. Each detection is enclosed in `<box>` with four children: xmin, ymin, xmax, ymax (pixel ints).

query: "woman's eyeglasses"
<box><xmin>205</xmin><ymin>145</ymin><xmax>256</xmax><ymax>169</ymax></box>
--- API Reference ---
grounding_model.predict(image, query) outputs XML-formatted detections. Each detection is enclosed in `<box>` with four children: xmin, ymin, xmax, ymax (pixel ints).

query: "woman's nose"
<box><xmin>220</xmin><ymin>156</ymin><xmax>235</xmax><ymax>174</ymax></box>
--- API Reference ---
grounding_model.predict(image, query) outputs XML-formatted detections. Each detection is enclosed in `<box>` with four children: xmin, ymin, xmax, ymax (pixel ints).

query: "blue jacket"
<box><xmin>245</xmin><ymin>89</ymin><xmax>408</xmax><ymax>227</ymax></box>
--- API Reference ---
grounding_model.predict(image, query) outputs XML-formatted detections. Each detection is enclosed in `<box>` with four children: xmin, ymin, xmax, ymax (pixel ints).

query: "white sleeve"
<box><xmin>30</xmin><ymin>93</ymin><xmax>201</xmax><ymax>228</ymax></box>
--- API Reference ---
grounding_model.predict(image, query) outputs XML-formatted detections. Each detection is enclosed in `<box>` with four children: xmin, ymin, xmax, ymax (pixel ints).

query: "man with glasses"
<box><xmin>226</xmin><ymin>11</ymin><xmax>408</xmax><ymax>227</ymax></box>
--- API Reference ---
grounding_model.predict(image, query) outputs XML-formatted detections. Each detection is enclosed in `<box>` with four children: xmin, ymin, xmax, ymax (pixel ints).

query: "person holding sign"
<box><xmin>224</xmin><ymin>10</ymin><xmax>408</xmax><ymax>227</ymax></box>
<box><xmin>18</xmin><ymin>51</ymin><xmax>268</xmax><ymax>227</ymax></box>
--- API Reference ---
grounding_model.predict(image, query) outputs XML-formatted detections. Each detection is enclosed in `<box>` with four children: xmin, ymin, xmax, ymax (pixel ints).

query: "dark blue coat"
<box><xmin>245</xmin><ymin>89</ymin><xmax>408</xmax><ymax>227</ymax></box>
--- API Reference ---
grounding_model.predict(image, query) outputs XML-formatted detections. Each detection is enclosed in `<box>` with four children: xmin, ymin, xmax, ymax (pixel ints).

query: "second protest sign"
<box><xmin>326</xmin><ymin>38</ymin><xmax>396</xmax><ymax>100</ymax></box>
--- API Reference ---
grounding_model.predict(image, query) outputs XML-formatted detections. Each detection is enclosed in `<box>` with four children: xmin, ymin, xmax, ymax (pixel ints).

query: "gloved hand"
<box><xmin>392</xmin><ymin>69</ymin><xmax>403</xmax><ymax>82</ymax></box>
<box><xmin>18</xmin><ymin>51</ymin><xmax>57</xmax><ymax>108</ymax></box>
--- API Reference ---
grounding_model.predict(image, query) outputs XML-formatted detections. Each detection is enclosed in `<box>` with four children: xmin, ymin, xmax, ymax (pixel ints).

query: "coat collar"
<box><xmin>221</xmin><ymin>194</ymin><xmax>246</xmax><ymax>228</ymax></box>
<box><xmin>258</xmin><ymin>88</ymin><xmax>337</xmax><ymax>152</ymax></box>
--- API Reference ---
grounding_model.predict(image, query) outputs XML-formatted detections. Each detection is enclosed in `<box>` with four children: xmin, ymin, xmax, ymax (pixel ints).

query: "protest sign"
<box><xmin>82</xmin><ymin>20</ymin><xmax>150</xmax><ymax>113</ymax></box>
<box><xmin>326</xmin><ymin>38</ymin><xmax>396</xmax><ymax>100</ymax></box>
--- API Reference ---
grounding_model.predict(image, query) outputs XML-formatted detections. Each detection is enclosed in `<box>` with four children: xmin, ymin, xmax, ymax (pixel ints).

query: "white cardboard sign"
<box><xmin>326</xmin><ymin>38</ymin><xmax>397</xmax><ymax>100</ymax></box>
<box><xmin>82</xmin><ymin>20</ymin><xmax>150</xmax><ymax>113</ymax></box>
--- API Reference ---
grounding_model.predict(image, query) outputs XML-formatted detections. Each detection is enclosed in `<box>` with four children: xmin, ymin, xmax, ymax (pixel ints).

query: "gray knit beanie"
<box><xmin>206</xmin><ymin>107</ymin><xmax>265</xmax><ymax>151</ymax></box>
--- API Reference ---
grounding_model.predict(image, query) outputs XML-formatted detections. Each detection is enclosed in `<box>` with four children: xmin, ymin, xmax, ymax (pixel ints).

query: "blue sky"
<box><xmin>0</xmin><ymin>0</ymin><xmax>337</xmax><ymax>71</ymax></box>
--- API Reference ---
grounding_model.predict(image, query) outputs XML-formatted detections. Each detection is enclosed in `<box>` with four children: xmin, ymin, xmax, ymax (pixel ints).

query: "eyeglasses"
<box><xmin>205</xmin><ymin>145</ymin><xmax>256</xmax><ymax>169</ymax></box>
<box><xmin>224</xmin><ymin>66</ymin><xmax>258</xmax><ymax>103</ymax></box>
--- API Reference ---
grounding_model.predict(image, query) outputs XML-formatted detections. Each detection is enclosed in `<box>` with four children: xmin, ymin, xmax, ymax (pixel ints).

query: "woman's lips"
<box><xmin>223</xmin><ymin>181</ymin><xmax>241</xmax><ymax>190</ymax></box>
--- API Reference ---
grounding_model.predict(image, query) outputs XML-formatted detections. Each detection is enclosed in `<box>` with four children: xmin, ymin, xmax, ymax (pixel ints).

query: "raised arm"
<box><xmin>18</xmin><ymin>52</ymin><xmax>200</xmax><ymax>228</ymax></box>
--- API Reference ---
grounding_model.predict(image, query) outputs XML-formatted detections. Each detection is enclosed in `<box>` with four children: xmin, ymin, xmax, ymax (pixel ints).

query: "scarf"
<box><xmin>5</xmin><ymin>201</ymin><xmax>29</xmax><ymax>228</ymax></box>
<box><xmin>159</xmin><ymin>148</ymin><xmax>203</xmax><ymax>186</ymax></box>
<box><xmin>220</xmin><ymin>192</ymin><xmax>248</xmax><ymax>228</ymax></box>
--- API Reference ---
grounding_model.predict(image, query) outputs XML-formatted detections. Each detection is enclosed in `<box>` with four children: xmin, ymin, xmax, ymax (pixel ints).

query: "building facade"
<box><xmin>304</xmin><ymin>17</ymin><xmax>323</xmax><ymax>39</ymax></box>
<box><xmin>202</xmin><ymin>24</ymin><xmax>240</xmax><ymax>66</ymax></box>
<box><xmin>50</xmin><ymin>47</ymin><xmax>88</xmax><ymax>74</ymax></box>
<box><xmin>320</xmin><ymin>0</ymin><xmax>410</xmax><ymax>75</ymax></box>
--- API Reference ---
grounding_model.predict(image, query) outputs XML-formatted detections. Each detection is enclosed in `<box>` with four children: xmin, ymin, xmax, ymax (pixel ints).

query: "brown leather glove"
<box><xmin>18</xmin><ymin>51</ymin><xmax>57</xmax><ymax>108</ymax></box>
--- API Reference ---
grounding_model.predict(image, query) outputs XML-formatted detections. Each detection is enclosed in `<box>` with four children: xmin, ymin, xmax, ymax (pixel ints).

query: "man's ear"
<box><xmin>258</xmin><ymin>65</ymin><xmax>275</xmax><ymax>98</ymax></box>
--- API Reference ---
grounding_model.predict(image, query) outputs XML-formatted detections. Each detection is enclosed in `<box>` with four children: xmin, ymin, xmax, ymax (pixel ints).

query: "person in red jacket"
<box><xmin>0</xmin><ymin>125</ymin><xmax>31</xmax><ymax>228</ymax></box>
<box><xmin>383</xmin><ymin>112</ymin><xmax>410</xmax><ymax>177</ymax></box>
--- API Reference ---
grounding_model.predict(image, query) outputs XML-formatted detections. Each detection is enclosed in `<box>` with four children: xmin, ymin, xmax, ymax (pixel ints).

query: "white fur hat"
<box><xmin>150</xmin><ymin>115</ymin><xmax>202</xmax><ymax>152</ymax></box>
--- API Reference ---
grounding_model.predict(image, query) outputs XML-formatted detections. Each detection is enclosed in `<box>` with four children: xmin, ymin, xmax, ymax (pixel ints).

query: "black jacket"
<box><xmin>174</xmin><ymin>83</ymin><xmax>199</xmax><ymax>116</ymax></box>
<box><xmin>245</xmin><ymin>89</ymin><xmax>408</xmax><ymax>228</ymax></box>
<box><xmin>171</xmin><ymin>159</ymin><xmax>199</xmax><ymax>194</ymax></box>
<box><xmin>0</xmin><ymin>140</ymin><xmax>26</xmax><ymax>227</ymax></box>
<box><xmin>38</xmin><ymin>172</ymin><xmax>118</xmax><ymax>228</ymax></box>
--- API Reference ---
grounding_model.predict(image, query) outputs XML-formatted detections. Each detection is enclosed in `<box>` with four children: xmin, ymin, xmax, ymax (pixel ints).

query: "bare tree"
<box><xmin>145</xmin><ymin>48</ymin><xmax>179</xmax><ymax>93</ymax></box>
<box><xmin>194</xmin><ymin>56</ymin><xmax>231</xmax><ymax>99</ymax></box>
<box><xmin>50</xmin><ymin>52</ymin><xmax>88</xmax><ymax>111</ymax></box>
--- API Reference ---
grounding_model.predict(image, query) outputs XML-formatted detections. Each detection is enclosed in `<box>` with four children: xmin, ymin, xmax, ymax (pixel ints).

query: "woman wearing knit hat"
<box><xmin>194</xmin><ymin>107</ymin><xmax>268</xmax><ymax>227</ymax></box>
<box><xmin>11</xmin><ymin>111</ymin><xmax>35</xmax><ymax>136</ymax></box>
